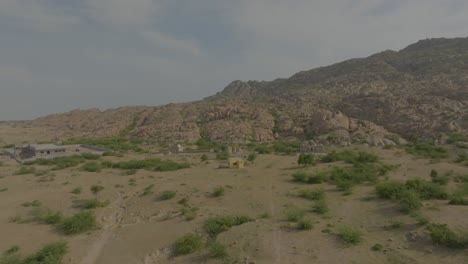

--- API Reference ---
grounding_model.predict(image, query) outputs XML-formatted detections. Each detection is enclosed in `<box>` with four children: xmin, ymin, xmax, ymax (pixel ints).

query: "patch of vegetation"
<box><xmin>337</xmin><ymin>226</ymin><xmax>364</xmax><ymax>245</ymax></box>
<box><xmin>71</xmin><ymin>187</ymin><xmax>82</xmax><ymax>194</ymax></box>
<box><xmin>447</xmin><ymin>132</ymin><xmax>468</xmax><ymax>144</ymax></box>
<box><xmin>409</xmin><ymin>212</ymin><xmax>430</xmax><ymax>226</ymax></box>
<box><xmin>81</xmin><ymin>162</ymin><xmax>101</xmax><ymax>172</ymax></box>
<box><xmin>74</xmin><ymin>199</ymin><xmax>109</xmax><ymax>209</ymax></box>
<box><xmin>297</xmin><ymin>218</ymin><xmax>313</xmax><ymax>230</ymax></box>
<box><xmin>321</xmin><ymin>150</ymin><xmax>379</xmax><ymax>164</ymax></box>
<box><xmin>297</xmin><ymin>153</ymin><xmax>316</xmax><ymax>166</ymax></box>
<box><xmin>174</xmin><ymin>233</ymin><xmax>203</xmax><ymax>256</ymax></box>
<box><xmin>284</xmin><ymin>207</ymin><xmax>306</xmax><ymax>222</ymax></box>
<box><xmin>21</xmin><ymin>200</ymin><xmax>41</xmax><ymax>208</ymax></box>
<box><xmin>160</xmin><ymin>191</ymin><xmax>176</xmax><ymax>200</ymax></box>
<box><xmin>141</xmin><ymin>184</ymin><xmax>154</xmax><ymax>196</ymax></box>
<box><xmin>253</xmin><ymin>144</ymin><xmax>272</xmax><ymax>154</ymax></box>
<box><xmin>398</xmin><ymin>190</ymin><xmax>422</xmax><ymax>213</ymax></box>
<box><xmin>90</xmin><ymin>185</ymin><xmax>104</xmax><ymax>196</ymax></box>
<box><xmin>14</xmin><ymin>167</ymin><xmax>36</xmax><ymax>175</ymax></box>
<box><xmin>201</xmin><ymin>154</ymin><xmax>208</xmax><ymax>162</ymax></box>
<box><xmin>292</xmin><ymin>171</ymin><xmax>327</xmax><ymax>184</ymax></box>
<box><xmin>387</xmin><ymin>219</ymin><xmax>403</xmax><ymax>229</ymax></box>
<box><xmin>273</xmin><ymin>141</ymin><xmax>301</xmax><ymax>155</ymax></box>
<box><xmin>212</xmin><ymin>186</ymin><xmax>225</xmax><ymax>197</ymax></box>
<box><xmin>203</xmin><ymin>215</ymin><xmax>252</xmax><ymax>236</ymax></box>
<box><xmin>208</xmin><ymin>242</ymin><xmax>228</xmax><ymax>259</ymax></box>
<box><xmin>328</xmin><ymin>163</ymin><xmax>396</xmax><ymax>192</ymax></box>
<box><xmin>60</xmin><ymin>211</ymin><xmax>97</xmax><ymax>235</ymax></box>
<box><xmin>312</xmin><ymin>199</ymin><xmax>329</xmax><ymax>215</ymax></box>
<box><xmin>376</xmin><ymin>179</ymin><xmax>448</xmax><ymax>201</ymax></box>
<box><xmin>81</xmin><ymin>153</ymin><xmax>100</xmax><ymax>160</ymax></box>
<box><xmin>371</xmin><ymin>243</ymin><xmax>383</xmax><ymax>251</ymax></box>
<box><xmin>405</xmin><ymin>142</ymin><xmax>448</xmax><ymax>159</ymax></box>
<box><xmin>180</xmin><ymin>207</ymin><xmax>198</xmax><ymax>221</ymax></box>
<box><xmin>24</xmin><ymin>155</ymin><xmax>85</xmax><ymax>170</ymax></box>
<box><xmin>0</xmin><ymin>188</ymin><xmax>8</xmax><ymax>192</ymax></box>
<box><xmin>108</xmin><ymin>159</ymin><xmax>190</xmax><ymax>172</ymax></box>
<box><xmin>298</xmin><ymin>189</ymin><xmax>325</xmax><ymax>200</ymax></box>
<box><xmin>37</xmin><ymin>210</ymin><xmax>63</xmax><ymax>225</ymax></box>
<box><xmin>63</xmin><ymin>137</ymin><xmax>143</xmax><ymax>152</ymax></box>
<box><xmin>215</xmin><ymin>152</ymin><xmax>230</xmax><ymax>160</ymax></box>
<box><xmin>5</xmin><ymin>246</ymin><xmax>20</xmax><ymax>255</ymax></box>
<box><xmin>448</xmin><ymin>194</ymin><xmax>468</xmax><ymax>205</ymax></box>
<box><xmin>431</xmin><ymin>176</ymin><xmax>449</xmax><ymax>185</ymax></box>
<box><xmin>428</xmin><ymin>224</ymin><xmax>468</xmax><ymax>249</ymax></box>
<box><xmin>1</xmin><ymin>242</ymin><xmax>68</xmax><ymax>264</ymax></box>
<box><xmin>247</xmin><ymin>153</ymin><xmax>257</xmax><ymax>162</ymax></box>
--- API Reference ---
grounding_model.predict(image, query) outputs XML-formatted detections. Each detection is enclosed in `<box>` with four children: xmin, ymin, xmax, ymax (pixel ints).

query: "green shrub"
<box><xmin>298</xmin><ymin>189</ymin><xmax>325</xmax><ymax>200</ymax></box>
<box><xmin>208</xmin><ymin>242</ymin><xmax>228</xmax><ymax>259</ymax></box>
<box><xmin>254</xmin><ymin>145</ymin><xmax>272</xmax><ymax>154</ymax></box>
<box><xmin>399</xmin><ymin>190</ymin><xmax>422</xmax><ymax>213</ymax></box>
<box><xmin>81</xmin><ymin>153</ymin><xmax>100</xmax><ymax>160</ymax></box>
<box><xmin>71</xmin><ymin>187</ymin><xmax>82</xmax><ymax>194</ymax></box>
<box><xmin>74</xmin><ymin>199</ymin><xmax>109</xmax><ymax>209</ymax></box>
<box><xmin>409</xmin><ymin>212</ymin><xmax>430</xmax><ymax>226</ymax></box>
<box><xmin>405</xmin><ymin>179</ymin><xmax>448</xmax><ymax>200</ymax></box>
<box><xmin>60</xmin><ymin>211</ymin><xmax>97</xmax><ymax>235</ymax></box>
<box><xmin>109</xmin><ymin>159</ymin><xmax>190</xmax><ymax>172</ymax></box>
<box><xmin>213</xmin><ymin>186</ymin><xmax>225</xmax><ymax>197</ymax></box>
<box><xmin>432</xmin><ymin>176</ymin><xmax>449</xmax><ymax>185</ymax></box>
<box><xmin>141</xmin><ymin>184</ymin><xmax>154</xmax><ymax>196</ymax></box>
<box><xmin>21</xmin><ymin>200</ymin><xmax>41</xmax><ymax>207</ymax></box>
<box><xmin>428</xmin><ymin>224</ymin><xmax>468</xmax><ymax>249</ymax></box>
<box><xmin>0</xmin><ymin>188</ymin><xmax>8</xmax><ymax>192</ymax></box>
<box><xmin>448</xmin><ymin>194</ymin><xmax>468</xmax><ymax>205</ymax></box>
<box><xmin>312</xmin><ymin>199</ymin><xmax>329</xmax><ymax>215</ymax></box>
<box><xmin>174</xmin><ymin>233</ymin><xmax>203</xmax><ymax>256</ymax></box>
<box><xmin>297</xmin><ymin>218</ymin><xmax>313</xmax><ymax>230</ymax></box>
<box><xmin>64</xmin><ymin>137</ymin><xmax>142</xmax><ymax>152</ymax></box>
<box><xmin>160</xmin><ymin>191</ymin><xmax>176</xmax><ymax>200</ymax></box>
<box><xmin>203</xmin><ymin>215</ymin><xmax>251</xmax><ymax>236</ymax></box>
<box><xmin>284</xmin><ymin>207</ymin><xmax>305</xmax><ymax>222</ymax></box>
<box><xmin>430</xmin><ymin>169</ymin><xmax>438</xmax><ymax>178</ymax></box>
<box><xmin>81</xmin><ymin>162</ymin><xmax>101</xmax><ymax>172</ymax></box>
<box><xmin>14</xmin><ymin>167</ymin><xmax>36</xmax><ymax>175</ymax></box>
<box><xmin>273</xmin><ymin>141</ymin><xmax>301</xmax><ymax>154</ymax></box>
<box><xmin>321</xmin><ymin>150</ymin><xmax>379</xmax><ymax>164</ymax></box>
<box><xmin>22</xmin><ymin>242</ymin><xmax>67</xmax><ymax>264</ymax></box>
<box><xmin>298</xmin><ymin>154</ymin><xmax>316</xmax><ymax>166</ymax></box>
<box><xmin>201</xmin><ymin>154</ymin><xmax>208</xmax><ymax>162</ymax></box>
<box><xmin>447</xmin><ymin>133</ymin><xmax>468</xmax><ymax>144</ymax></box>
<box><xmin>405</xmin><ymin>143</ymin><xmax>448</xmax><ymax>159</ymax></box>
<box><xmin>337</xmin><ymin>226</ymin><xmax>364</xmax><ymax>245</ymax></box>
<box><xmin>5</xmin><ymin>246</ymin><xmax>20</xmax><ymax>255</ymax></box>
<box><xmin>292</xmin><ymin>172</ymin><xmax>327</xmax><ymax>184</ymax></box>
<box><xmin>247</xmin><ymin>153</ymin><xmax>257</xmax><ymax>162</ymax></box>
<box><xmin>35</xmin><ymin>210</ymin><xmax>63</xmax><ymax>225</ymax></box>
<box><xmin>371</xmin><ymin>243</ymin><xmax>383</xmax><ymax>251</ymax></box>
<box><xmin>25</xmin><ymin>156</ymin><xmax>85</xmax><ymax>170</ymax></box>
<box><xmin>387</xmin><ymin>219</ymin><xmax>403</xmax><ymax>229</ymax></box>
<box><xmin>180</xmin><ymin>207</ymin><xmax>198</xmax><ymax>221</ymax></box>
<box><xmin>215</xmin><ymin>152</ymin><xmax>230</xmax><ymax>160</ymax></box>
<box><xmin>90</xmin><ymin>185</ymin><xmax>104</xmax><ymax>196</ymax></box>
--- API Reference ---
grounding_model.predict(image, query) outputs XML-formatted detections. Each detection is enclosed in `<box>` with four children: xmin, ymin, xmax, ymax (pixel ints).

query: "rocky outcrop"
<box><xmin>27</xmin><ymin>37</ymin><xmax>468</xmax><ymax>145</ymax></box>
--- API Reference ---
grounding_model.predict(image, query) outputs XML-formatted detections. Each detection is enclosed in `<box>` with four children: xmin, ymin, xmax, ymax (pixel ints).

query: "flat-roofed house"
<box><xmin>19</xmin><ymin>144</ymin><xmax>67</xmax><ymax>160</ymax></box>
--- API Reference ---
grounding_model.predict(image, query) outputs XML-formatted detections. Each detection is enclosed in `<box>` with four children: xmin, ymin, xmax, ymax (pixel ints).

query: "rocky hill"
<box><xmin>29</xmin><ymin>37</ymin><xmax>468</xmax><ymax>146</ymax></box>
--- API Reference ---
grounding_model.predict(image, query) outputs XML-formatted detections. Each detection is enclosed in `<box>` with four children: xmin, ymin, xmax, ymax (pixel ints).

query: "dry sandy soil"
<box><xmin>1</xmin><ymin>143</ymin><xmax>468</xmax><ymax>264</ymax></box>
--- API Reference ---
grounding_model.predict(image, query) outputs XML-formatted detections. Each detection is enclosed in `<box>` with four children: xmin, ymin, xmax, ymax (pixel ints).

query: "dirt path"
<box><xmin>266</xmin><ymin>173</ymin><xmax>284</xmax><ymax>264</ymax></box>
<box><xmin>79</xmin><ymin>193</ymin><xmax>126</xmax><ymax>264</ymax></box>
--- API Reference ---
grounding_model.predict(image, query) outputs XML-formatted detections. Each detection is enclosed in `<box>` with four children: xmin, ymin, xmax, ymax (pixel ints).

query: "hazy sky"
<box><xmin>1</xmin><ymin>0</ymin><xmax>467</xmax><ymax>120</ymax></box>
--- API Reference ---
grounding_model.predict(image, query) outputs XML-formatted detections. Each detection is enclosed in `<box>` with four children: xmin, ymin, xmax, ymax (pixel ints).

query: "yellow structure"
<box><xmin>228</xmin><ymin>158</ymin><xmax>245</xmax><ymax>169</ymax></box>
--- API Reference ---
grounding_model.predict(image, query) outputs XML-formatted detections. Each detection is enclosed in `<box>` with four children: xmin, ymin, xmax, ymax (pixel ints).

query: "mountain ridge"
<box><xmin>26</xmin><ymin>37</ymin><xmax>468</xmax><ymax>145</ymax></box>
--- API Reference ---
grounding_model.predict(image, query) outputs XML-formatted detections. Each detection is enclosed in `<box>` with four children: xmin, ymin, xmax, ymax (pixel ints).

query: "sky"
<box><xmin>1</xmin><ymin>0</ymin><xmax>467</xmax><ymax>120</ymax></box>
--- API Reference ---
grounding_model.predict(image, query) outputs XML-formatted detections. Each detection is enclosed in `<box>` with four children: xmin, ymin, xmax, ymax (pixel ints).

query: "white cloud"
<box><xmin>0</xmin><ymin>0</ymin><xmax>79</xmax><ymax>32</ymax></box>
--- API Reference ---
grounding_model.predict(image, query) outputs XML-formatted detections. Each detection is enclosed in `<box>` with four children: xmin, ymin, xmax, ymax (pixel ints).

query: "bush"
<box><xmin>254</xmin><ymin>145</ymin><xmax>272</xmax><ymax>154</ymax></box>
<box><xmin>74</xmin><ymin>199</ymin><xmax>109</xmax><ymax>209</ymax></box>
<box><xmin>405</xmin><ymin>143</ymin><xmax>448</xmax><ymax>159</ymax></box>
<box><xmin>375</xmin><ymin>181</ymin><xmax>405</xmax><ymax>199</ymax></box>
<box><xmin>213</xmin><ymin>186</ymin><xmax>225</xmax><ymax>197</ymax></box>
<box><xmin>448</xmin><ymin>194</ymin><xmax>468</xmax><ymax>205</ymax></box>
<box><xmin>174</xmin><ymin>233</ymin><xmax>203</xmax><ymax>256</ymax></box>
<box><xmin>160</xmin><ymin>191</ymin><xmax>176</xmax><ymax>200</ymax></box>
<box><xmin>64</xmin><ymin>137</ymin><xmax>142</xmax><ymax>152</ymax></box>
<box><xmin>180</xmin><ymin>207</ymin><xmax>198</xmax><ymax>221</ymax></box>
<box><xmin>284</xmin><ymin>207</ymin><xmax>305</xmax><ymax>222</ymax></box>
<box><xmin>25</xmin><ymin>155</ymin><xmax>85</xmax><ymax>170</ymax></box>
<box><xmin>215</xmin><ymin>152</ymin><xmax>230</xmax><ymax>160</ymax></box>
<box><xmin>90</xmin><ymin>185</ymin><xmax>104</xmax><ymax>196</ymax></box>
<box><xmin>405</xmin><ymin>179</ymin><xmax>448</xmax><ymax>200</ymax></box>
<box><xmin>432</xmin><ymin>176</ymin><xmax>449</xmax><ymax>185</ymax></box>
<box><xmin>81</xmin><ymin>162</ymin><xmax>101</xmax><ymax>172</ymax></box>
<box><xmin>273</xmin><ymin>141</ymin><xmax>300</xmax><ymax>154</ymax></box>
<box><xmin>141</xmin><ymin>184</ymin><xmax>154</xmax><ymax>196</ymax></box>
<box><xmin>447</xmin><ymin>133</ymin><xmax>468</xmax><ymax>144</ymax></box>
<box><xmin>298</xmin><ymin>189</ymin><xmax>325</xmax><ymax>200</ymax></box>
<box><xmin>371</xmin><ymin>244</ymin><xmax>383</xmax><ymax>251</ymax></box>
<box><xmin>247</xmin><ymin>153</ymin><xmax>257</xmax><ymax>162</ymax></box>
<box><xmin>21</xmin><ymin>200</ymin><xmax>41</xmax><ymax>208</ymax></box>
<box><xmin>428</xmin><ymin>224</ymin><xmax>468</xmax><ymax>249</ymax></box>
<box><xmin>201</xmin><ymin>154</ymin><xmax>208</xmax><ymax>162</ymax></box>
<box><xmin>110</xmin><ymin>159</ymin><xmax>190</xmax><ymax>172</ymax></box>
<box><xmin>298</xmin><ymin>154</ymin><xmax>316</xmax><ymax>166</ymax></box>
<box><xmin>292</xmin><ymin>172</ymin><xmax>327</xmax><ymax>184</ymax></box>
<box><xmin>203</xmin><ymin>215</ymin><xmax>251</xmax><ymax>236</ymax></box>
<box><xmin>409</xmin><ymin>212</ymin><xmax>430</xmax><ymax>226</ymax></box>
<box><xmin>81</xmin><ymin>153</ymin><xmax>100</xmax><ymax>160</ymax></box>
<box><xmin>22</xmin><ymin>242</ymin><xmax>67</xmax><ymax>264</ymax></box>
<box><xmin>14</xmin><ymin>167</ymin><xmax>36</xmax><ymax>175</ymax></box>
<box><xmin>297</xmin><ymin>218</ymin><xmax>313</xmax><ymax>230</ymax></box>
<box><xmin>430</xmin><ymin>169</ymin><xmax>438</xmax><ymax>178</ymax></box>
<box><xmin>208</xmin><ymin>242</ymin><xmax>228</xmax><ymax>259</ymax></box>
<box><xmin>399</xmin><ymin>190</ymin><xmax>422</xmax><ymax>213</ymax></box>
<box><xmin>337</xmin><ymin>226</ymin><xmax>364</xmax><ymax>245</ymax></box>
<box><xmin>312</xmin><ymin>199</ymin><xmax>329</xmax><ymax>215</ymax></box>
<box><xmin>38</xmin><ymin>210</ymin><xmax>63</xmax><ymax>225</ymax></box>
<box><xmin>60</xmin><ymin>211</ymin><xmax>97</xmax><ymax>235</ymax></box>
<box><xmin>71</xmin><ymin>187</ymin><xmax>82</xmax><ymax>194</ymax></box>
<box><xmin>321</xmin><ymin>150</ymin><xmax>379</xmax><ymax>164</ymax></box>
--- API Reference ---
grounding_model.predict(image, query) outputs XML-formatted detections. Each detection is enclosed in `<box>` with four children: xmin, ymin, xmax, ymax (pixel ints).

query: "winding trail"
<box><xmin>79</xmin><ymin>193</ymin><xmax>126</xmax><ymax>264</ymax></box>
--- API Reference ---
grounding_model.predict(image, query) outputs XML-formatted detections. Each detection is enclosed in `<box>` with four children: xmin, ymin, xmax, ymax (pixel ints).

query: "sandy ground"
<box><xmin>1</xmin><ymin>144</ymin><xmax>468</xmax><ymax>263</ymax></box>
